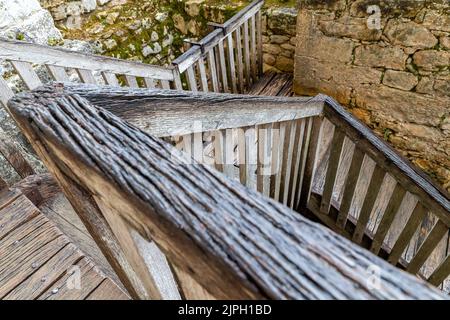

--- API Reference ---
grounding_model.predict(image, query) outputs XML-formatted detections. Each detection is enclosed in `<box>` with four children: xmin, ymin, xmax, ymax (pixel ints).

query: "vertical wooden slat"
<box><xmin>197</xmin><ymin>58</ymin><xmax>209</xmax><ymax>92</ymax></box>
<box><xmin>207</xmin><ymin>50</ymin><xmax>219</xmax><ymax>92</ymax></box>
<box><xmin>172</xmin><ymin>69</ymin><xmax>184</xmax><ymax>91</ymax></box>
<box><xmin>269</xmin><ymin>122</ymin><xmax>281</xmax><ymax>200</ymax></box>
<box><xmin>217</xmin><ymin>40</ymin><xmax>229</xmax><ymax>93</ymax></box>
<box><xmin>352</xmin><ymin>165</ymin><xmax>385</xmax><ymax>243</ymax></box>
<box><xmin>161</xmin><ymin>80</ymin><xmax>171</xmax><ymax>90</ymax></box>
<box><xmin>256</xmin><ymin>10</ymin><xmax>263</xmax><ymax>76</ymax></box>
<box><xmin>124</xmin><ymin>75</ymin><xmax>139</xmax><ymax>88</ymax></box>
<box><xmin>370</xmin><ymin>184</ymin><xmax>407</xmax><ymax>255</ymax></box>
<box><xmin>298</xmin><ymin>117</ymin><xmax>323</xmax><ymax>210</ymax></box>
<box><xmin>388</xmin><ymin>202</ymin><xmax>428</xmax><ymax>265</ymax></box>
<box><xmin>250</xmin><ymin>14</ymin><xmax>258</xmax><ymax>83</ymax></box>
<box><xmin>256</xmin><ymin>123</ymin><xmax>269</xmax><ymax>194</ymax></box>
<box><xmin>192</xmin><ymin>132</ymin><xmax>203</xmax><ymax>163</ymax></box>
<box><xmin>11</xmin><ymin>61</ymin><xmax>42</xmax><ymax>89</ymax></box>
<box><xmin>336</xmin><ymin>148</ymin><xmax>365</xmax><ymax>229</ymax></box>
<box><xmin>223</xmin><ymin>129</ymin><xmax>235</xmax><ymax>179</ymax></box>
<box><xmin>186</xmin><ymin>65</ymin><xmax>198</xmax><ymax>92</ymax></box>
<box><xmin>320</xmin><ymin>129</ymin><xmax>346</xmax><ymax>214</ymax></box>
<box><xmin>287</xmin><ymin>119</ymin><xmax>306</xmax><ymax>209</ymax></box>
<box><xmin>46</xmin><ymin>65</ymin><xmax>70</xmax><ymax>81</ymax></box>
<box><xmin>0</xmin><ymin>75</ymin><xmax>14</xmax><ymax>108</ymax></box>
<box><xmin>243</xmin><ymin>20</ymin><xmax>252</xmax><ymax>89</ymax></box>
<box><xmin>235</xmin><ymin>27</ymin><xmax>245</xmax><ymax>93</ymax></box>
<box><xmin>428</xmin><ymin>253</ymin><xmax>450</xmax><ymax>287</ymax></box>
<box><xmin>226</xmin><ymin>34</ymin><xmax>238</xmax><ymax>93</ymax></box>
<box><xmin>407</xmin><ymin>220</ymin><xmax>448</xmax><ymax>274</ymax></box>
<box><xmin>182</xmin><ymin>134</ymin><xmax>192</xmax><ymax>160</ymax></box>
<box><xmin>76</xmin><ymin>68</ymin><xmax>97</xmax><ymax>84</ymax></box>
<box><xmin>293</xmin><ymin>117</ymin><xmax>313</xmax><ymax>209</ymax></box>
<box><xmin>237</xmin><ymin>126</ymin><xmax>248</xmax><ymax>186</ymax></box>
<box><xmin>279</xmin><ymin>121</ymin><xmax>293</xmax><ymax>205</ymax></box>
<box><xmin>246</xmin><ymin>126</ymin><xmax>257</xmax><ymax>190</ymax></box>
<box><xmin>102</xmin><ymin>72</ymin><xmax>120</xmax><ymax>86</ymax></box>
<box><xmin>213</xmin><ymin>130</ymin><xmax>224</xmax><ymax>173</ymax></box>
<box><xmin>144</xmin><ymin>77</ymin><xmax>156</xmax><ymax>89</ymax></box>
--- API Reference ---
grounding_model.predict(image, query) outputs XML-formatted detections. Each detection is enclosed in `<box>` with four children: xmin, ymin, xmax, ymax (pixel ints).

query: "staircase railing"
<box><xmin>7</xmin><ymin>83</ymin><xmax>447</xmax><ymax>300</ymax></box>
<box><xmin>62</xmin><ymin>83</ymin><xmax>450</xmax><ymax>293</ymax></box>
<box><xmin>0</xmin><ymin>0</ymin><xmax>264</xmax><ymax>109</ymax></box>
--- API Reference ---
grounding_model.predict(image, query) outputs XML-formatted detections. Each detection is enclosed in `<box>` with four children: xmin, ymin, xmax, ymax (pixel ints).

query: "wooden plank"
<box><xmin>0</xmin><ymin>75</ymin><xmax>14</xmax><ymax>108</ymax></box>
<box><xmin>243</xmin><ymin>20</ymin><xmax>252</xmax><ymax>89</ymax></box>
<box><xmin>352</xmin><ymin>165</ymin><xmax>385</xmax><ymax>244</ymax></box>
<box><xmin>247</xmin><ymin>72</ymin><xmax>275</xmax><ymax>95</ymax></box>
<box><xmin>370</xmin><ymin>184</ymin><xmax>407</xmax><ymax>255</ymax></box>
<box><xmin>161</xmin><ymin>80</ymin><xmax>171</xmax><ymax>90</ymax></box>
<box><xmin>0</xmin><ymin>194</ymin><xmax>40</xmax><ymax>240</ymax></box>
<box><xmin>223</xmin><ymin>129</ymin><xmax>235</xmax><ymax>179</ymax></box>
<box><xmin>250</xmin><ymin>14</ymin><xmax>257</xmax><ymax>83</ymax></box>
<box><xmin>124</xmin><ymin>75</ymin><xmax>139</xmax><ymax>88</ymax></box>
<box><xmin>46</xmin><ymin>65</ymin><xmax>70</xmax><ymax>82</ymax></box>
<box><xmin>9</xmin><ymin>86</ymin><xmax>448</xmax><ymax>299</ymax></box>
<box><xmin>196</xmin><ymin>58</ymin><xmax>209</xmax><ymax>92</ymax></box>
<box><xmin>186</xmin><ymin>65</ymin><xmax>198</xmax><ymax>92</ymax></box>
<box><xmin>0</xmin><ymin>39</ymin><xmax>174</xmax><ymax>80</ymax></box>
<box><xmin>269</xmin><ymin>121</ymin><xmax>281</xmax><ymax>200</ymax></box>
<box><xmin>0</xmin><ymin>139</ymin><xmax>35</xmax><ymax>179</ymax></box>
<box><xmin>4</xmin><ymin>243</ymin><xmax>83</xmax><ymax>300</ymax></box>
<box><xmin>206</xmin><ymin>50</ymin><xmax>219</xmax><ymax>92</ymax></box>
<box><xmin>86</xmin><ymin>279</ymin><xmax>130</xmax><ymax>300</ymax></box>
<box><xmin>256</xmin><ymin>10</ymin><xmax>263</xmax><ymax>75</ymax></box>
<box><xmin>10</xmin><ymin>60</ymin><xmax>42</xmax><ymax>90</ymax></box>
<box><xmin>237</xmin><ymin>127</ymin><xmax>248</xmax><ymax>186</ymax></box>
<box><xmin>293</xmin><ymin>118</ymin><xmax>313</xmax><ymax>209</ymax></box>
<box><xmin>428</xmin><ymin>253</ymin><xmax>450</xmax><ymax>287</ymax></box>
<box><xmin>256</xmin><ymin>123</ymin><xmax>269</xmax><ymax>194</ymax></box>
<box><xmin>388</xmin><ymin>202</ymin><xmax>428</xmax><ymax>265</ymax></box>
<box><xmin>143</xmin><ymin>77</ymin><xmax>156</xmax><ymax>89</ymax></box>
<box><xmin>102</xmin><ymin>72</ymin><xmax>120</xmax><ymax>86</ymax></box>
<box><xmin>287</xmin><ymin>119</ymin><xmax>305</xmax><ymax>209</ymax></box>
<box><xmin>336</xmin><ymin>148</ymin><xmax>365</xmax><ymax>229</ymax></box>
<box><xmin>226</xmin><ymin>34</ymin><xmax>238</xmax><ymax>93</ymax></box>
<box><xmin>279</xmin><ymin>121</ymin><xmax>294</xmax><ymax>205</ymax></box>
<box><xmin>39</xmin><ymin>257</ymin><xmax>104</xmax><ymax>300</ymax></box>
<box><xmin>320</xmin><ymin>129</ymin><xmax>345</xmax><ymax>214</ymax></box>
<box><xmin>217</xmin><ymin>40</ymin><xmax>229</xmax><ymax>93</ymax></box>
<box><xmin>260</xmin><ymin>74</ymin><xmax>292</xmax><ymax>96</ymax></box>
<box><xmin>407</xmin><ymin>220</ymin><xmax>448</xmax><ymax>274</ymax></box>
<box><xmin>235</xmin><ymin>27</ymin><xmax>245</xmax><ymax>93</ymax></box>
<box><xmin>213</xmin><ymin>130</ymin><xmax>224</xmax><ymax>173</ymax></box>
<box><xmin>76</xmin><ymin>68</ymin><xmax>97</xmax><ymax>84</ymax></box>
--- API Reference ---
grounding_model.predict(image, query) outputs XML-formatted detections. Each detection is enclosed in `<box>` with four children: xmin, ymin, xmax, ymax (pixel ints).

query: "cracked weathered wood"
<box><xmin>8</xmin><ymin>85</ymin><xmax>447</xmax><ymax>300</ymax></box>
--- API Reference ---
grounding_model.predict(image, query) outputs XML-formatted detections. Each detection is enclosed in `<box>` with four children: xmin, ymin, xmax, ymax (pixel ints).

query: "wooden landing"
<box><xmin>248</xmin><ymin>72</ymin><xmax>294</xmax><ymax>97</ymax></box>
<box><xmin>0</xmin><ymin>188</ymin><xmax>129</xmax><ymax>300</ymax></box>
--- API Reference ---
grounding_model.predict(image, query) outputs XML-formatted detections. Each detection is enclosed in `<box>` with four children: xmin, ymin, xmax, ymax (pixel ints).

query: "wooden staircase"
<box><xmin>0</xmin><ymin>0</ymin><xmax>449</xmax><ymax>299</ymax></box>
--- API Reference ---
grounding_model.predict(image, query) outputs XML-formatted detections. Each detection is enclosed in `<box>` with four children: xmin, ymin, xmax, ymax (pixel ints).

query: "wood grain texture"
<box><xmin>8</xmin><ymin>86</ymin><xmax>447</xmax><ymax>300</ymax></box>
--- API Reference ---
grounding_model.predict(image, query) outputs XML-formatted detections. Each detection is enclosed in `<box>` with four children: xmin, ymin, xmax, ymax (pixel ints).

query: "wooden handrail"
<box><xmin>0</xmin><ymin>38</ymin><xmax>175</xmax><ymax>80</ymax></box>
<box><xmin>60</xmin><ymin>82</ymin><xmax>323</xmax><ymax>137</ymax></box>
<box><xmin>7</xmin><ymin>85</ymin><xmax>447</xmax><ymax>300</ymax></box>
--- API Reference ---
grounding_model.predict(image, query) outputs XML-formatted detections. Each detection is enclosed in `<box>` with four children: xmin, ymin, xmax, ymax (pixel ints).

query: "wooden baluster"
<box><xmin>287</xmin><ymin>119</ymin><xmax>306</xmax><ymax>209</ymax></box>
<box><xmin>226</xmin><ymin>34</ymin><xmax>238</xmax><ymax>93</ymax></box>
<box><xmin>370</xmin><ymin>184</ymin><xmax>407</xmax><ymax>255</ymax></box>
<box><xmin>102</xmin><ymin>72</ymin><xmax>120</xmax><ymax>86</ymax></box>
<box><xmin>182</xmin><ymin>134</ymin><xmax>193</xmax><ymax>160</ymax></box>
<box><xmin>0</xmin><ymin>75</ymin><xmax>14</xmax><ymax>108</ymax></box>
<box><xmin>46</xmin><ymin>65</ymin><xmax>70</xmax><ymax>82</ymax></box>
<box><xmin>336</xmin><ymin>147</ymin><xmax>365</xmax><ymax>229</ymax></box>
<box><xmin>388</xmin><ymin>202</ymin><xmax>427</xmax><ymax>265</ymax></box>
<box><xmin>213</xmin><ymin>130</ymin><xmax>224</xmax><ymax>173</ymax></box>
<box><xmin>161</xmin><ymin>80</ymin><xmax>171</xmax><ymax>90</ymax></box>
<box><xmin>192</xmin><ymin>131</ymin><xmax>204</xmax><ymax>164</ymax></box>
<box><xmin>0</xmin><ymin>137</ymin><xmax>35</xmax><ymax>179</ymax></box>
<box><xmin>235</xmin><ymin>27</ymin><xmax>245</xmax><ymax>93</ymax></box>
<box><xmin>243</xmin><ymin>20</ymin><xmax>252</xmax><ymax>89</ymax></box>
<box><xmin>197</xmin><ymin>58</ymin><xmax>209</xmax><ymax>92</ymax></box>
<box><xmin>223</xmin><ymin>129</ymin><xmax>235</xmax><ymax>180</ymax></box>
<box><xmin>269</xmin><ymin>122</ymin><xmax>281</xmax><ymax>200</ymax></box>
<box><xmin>237</xmin><ymin>126</ymin><xmax>248</xmax><ymax>186</ymax></box>
<box><xmin>207</xmin><ymin>50</ymin><xmax>219</xmax><ymax>92</ymax></box>
<box><xmin>144</xmin><ymin>77</ymin><xmax>156</xmax><ymax>89</ymax></box>
<box><xmin>11</xmin><ymin>61</ymin><xmax>42</xmax><ymax>89</ymax></box>
<box><xmin>246</xmin><ymin>126</ymin><xmax>257</xmax><ymax>191</ymax></box>
<box><xmin>76</xmin><ymin>68</ymin><xmax>97</xmax><ymax>84</ymax></box>
<box><xmin>293</xmin><ymin>118</ymin><xmax>313</xmax><ymax>209</ymax></box>
<box><xmin>217</xmin><ymin>40</ymin><xmax>229</xmax><ymax>93</ymax></box>
<box><xmin>320</xmin><ymin>129</ymin><xmax>346</xmax><ymax>214</ymax></box>
<box><xmin>256</xmin><ymin>10</ymin><xmax>263</xmax><ymax>76</ymax></box>
<box><xmin>186</xmin><ymin>65</ymin><xmax>198</xmax><ymax>92</ymax></box>
<box><xmin>352</xmin><ymin>165</ymin><xmax>385</xmax><ymax>244</ymax></box>
<box><xmin>279</xmin><ymin>121</ymin><xmax>294</xmax><ymax>206</ymax></box>
<box><xmin>172</xmin><ymin>69</ymin><xmax>184</xmax><ymax>91</ymax></box>
<box><xmin>256</xmin><ymin>123</ymin><xmax>270</xmax><ymax>195</ymax></box>
<box><xmin>124</xmin><ymin>75</ymin><xmax>139</xmax><ymax>88</ymax></box>
<box><xmin>250</xmin><ymin>14</ymin><xmax>258</xmax><ymax>83</ymax></box>
<box><xmin>428</xmin><ymin>253</ymin><xmax>450</xmax><ymax>287</ymax></box>
<box><xmin>407</xmin><ymin>220</ymin><xmax>448</xmax><ymax>274</ymax></box>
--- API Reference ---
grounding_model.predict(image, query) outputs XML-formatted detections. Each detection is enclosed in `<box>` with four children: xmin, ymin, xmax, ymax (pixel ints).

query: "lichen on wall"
<box><xmin>294</xmin><ymin>0</ymin><xmax>450</xmax><ymax>191</ymax></box>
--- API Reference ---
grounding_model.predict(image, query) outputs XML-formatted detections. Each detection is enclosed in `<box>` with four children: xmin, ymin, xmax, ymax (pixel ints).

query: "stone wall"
<box><xmin>293</xmin><ymin>0</ymin><xmax>450</xmax><ymax>191</ymax></box>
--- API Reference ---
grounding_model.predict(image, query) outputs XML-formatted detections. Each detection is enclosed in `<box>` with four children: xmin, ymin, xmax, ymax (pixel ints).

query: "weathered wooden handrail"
<box><xmin>7</xmin><ymin>85</ymin><xmax>447</xmax><ymax>299</ymax></box>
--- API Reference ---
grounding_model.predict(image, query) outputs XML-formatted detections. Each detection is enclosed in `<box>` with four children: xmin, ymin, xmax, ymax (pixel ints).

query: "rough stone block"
<box><xmin>354</xmin><ymin>44</ymin><xmax>407</xmax><ymax>70</ymax></box>
<box><xmin>275</xmin><ymin>56</ymin><xmax>294</xmax><ymax>72</ymax></box>
<box><xmin>318</xmin><ymin>17</ymin><xmax>382</xmax><ymax>41</ymax></box>
<box><xmin>382</xmin><ymin>70</ymin><xmax>418</xmax><ymax>91</ymax></box>
<box><xmin>413</xmin><ymin>50</ymin><xmax>450</xmax><ymax>71</ymax></box>
<box><xmin>384</xmin><ymin>20</ymin><xmax>438</xmax><ymax>49</ymax></box>
<box><xmin>263</xmin><ymin>43</ymin><xmax>281</xmax><ymax>55</ymax></box>
<box><xmin>296</xmin><ymin>35</ymin><xmax>354</xmax><ymax>63</ymax></box>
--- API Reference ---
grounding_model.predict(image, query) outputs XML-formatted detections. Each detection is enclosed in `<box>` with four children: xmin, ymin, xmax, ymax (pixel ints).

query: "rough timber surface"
<box><xmin>0</xmin><ymin>188</ymin><xmax>129</xmax><ymax>300</ymax></box>
<box><xmin>7</xmin><ymin>85</ymin><xmax>447</xmax><ymax>300</ymax></box>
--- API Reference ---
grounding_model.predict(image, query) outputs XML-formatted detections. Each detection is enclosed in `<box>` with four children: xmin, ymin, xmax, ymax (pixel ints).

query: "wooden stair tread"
<box><xmin>0</xmin><ymin>189</ymin><xmax>129</xmax><ymax>300</ymax></box>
